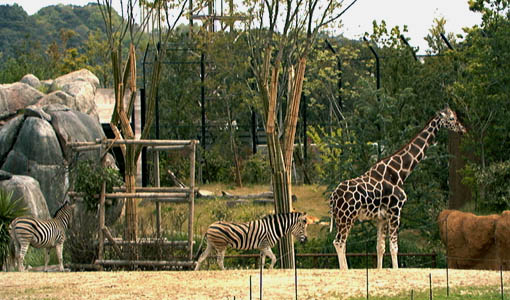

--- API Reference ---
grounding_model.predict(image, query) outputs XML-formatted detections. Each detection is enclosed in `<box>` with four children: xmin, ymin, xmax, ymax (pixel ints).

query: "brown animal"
<box><xmin>438</xmin><ymin>210</ymin><xmax>510</xmax><ymax>270</ymax></box>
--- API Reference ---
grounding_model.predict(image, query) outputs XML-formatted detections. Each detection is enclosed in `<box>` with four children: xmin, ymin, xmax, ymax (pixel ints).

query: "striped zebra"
<box><xmin>194</xmin><ymin>212</ymin><xmax>308</xmax><ymax>270</ymax></box>
<box><xmin>9</xmin><ymin>200</ymin><xmax>75</xmax><ymax>272</ymax></box>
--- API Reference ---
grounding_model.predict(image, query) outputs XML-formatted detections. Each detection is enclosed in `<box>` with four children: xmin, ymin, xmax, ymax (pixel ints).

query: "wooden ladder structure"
<box><xmin>69</xmin><ymin>138</ymin><xmax>198</xmax><ymax>270</ymax></box>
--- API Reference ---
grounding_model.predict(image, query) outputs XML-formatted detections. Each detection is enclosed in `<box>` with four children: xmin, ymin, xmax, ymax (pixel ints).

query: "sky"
<box><xmin>0</xmin><ymin>0</ymin><xmax>482</xmax><ymax>54</ymax></box>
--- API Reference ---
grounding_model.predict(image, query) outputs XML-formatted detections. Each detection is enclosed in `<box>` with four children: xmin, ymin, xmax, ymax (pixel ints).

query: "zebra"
<box><xmin>9</xmin><ymin>199</ymin><xmax>75</xmax><ymax>272</ymax></box>
<box><xmin>194</xmin><ymin>211</ymin><xmax>308</xmax><ymax>270</ymax></box>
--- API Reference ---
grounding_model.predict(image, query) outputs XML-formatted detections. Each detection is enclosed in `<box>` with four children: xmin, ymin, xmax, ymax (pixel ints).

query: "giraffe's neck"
<box><xmin>369</xmin><ymin>115</ymin><xmax>441</xmax><ymax>185</ymax></box>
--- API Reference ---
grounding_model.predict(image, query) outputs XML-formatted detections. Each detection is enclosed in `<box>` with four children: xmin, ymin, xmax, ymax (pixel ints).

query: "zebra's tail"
<box><xmin>193</xmin><ymin>233</ymin><xmax>207</xmax><ymax>261</ymax></box>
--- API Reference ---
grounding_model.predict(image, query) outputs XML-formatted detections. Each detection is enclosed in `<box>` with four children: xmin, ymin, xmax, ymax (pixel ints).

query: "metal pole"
<box><xmin>363</xmin><ymin>37</ymin><xmax>380</xmax><ymax>100</ymax></box>
<box><xmin>446</xmin><ymin>218</ymin><xmax>449</xmax><ymax>297</ymax></box>
<box><xmin>399</xmin><ymin>34</ymin><xmax>418</xmax><ymax>61</ymax></box>
<box><xmin>201</xmin><ymin>53</ymin><xmax>206</xmax><ymax>147</ymax></box>
<box><xmin>155</xmin><ymin>42</ymin><xmax>161</xmax><ymax>140</ymax></box>
<box><xmin>251</xmin><ymin>109</ymin><xmax>257</xmax><ymax>154</ymax></box>
<box><xmin>260</xmin><ymin>254</ymin><xmax>263</xmax><ymax>300</ymax></box>
<box><xmin>249</xmin><ymin>275</ymin><xmax>252</xmax><ymax>300</ymax></box>
<box><xmin>141</xmin><ymin>88</ymin><xmax>148</xmax><ymax>187</ymax></box>
<box><xmin>501</xmin><ymin>264</ymin><xmax>504</xmax><ymax>300</ymax></box>
<box><xmin>141</xmin><ymin>43</ymin><xmax>149</xmax><ymax>187</ymax></box>
<box><xmin>440</xmin><ymin>33</ymin><xmax>455</xmax><ymax>51</ymax></box>
<box><xmin>324</xmin><ymin>39</ymin><xmax>343</xmax><ymax>114</ymax></box>
<box><xmin>188</xmin><ymin>141</ymin><xmax>196</xmax><ymax>260</ymax></box>
<box><xmin>294</xmin><ymin>247</ymin><xmax>298</xmax><ymax>300</ymax></box>
<box><xmin>429</xmin><ymin>273</ymin><xmax>433</xmax><ymax>300</ymax></box>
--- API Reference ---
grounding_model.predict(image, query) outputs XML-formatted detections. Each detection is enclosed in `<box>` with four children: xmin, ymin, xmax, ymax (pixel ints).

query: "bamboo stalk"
<box><xmin>102</xmin><ymin>227</ymin><xmax>122</xmax><ymax>257</ymax></box>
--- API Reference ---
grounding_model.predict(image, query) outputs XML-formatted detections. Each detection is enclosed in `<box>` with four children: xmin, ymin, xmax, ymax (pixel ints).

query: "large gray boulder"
<box><xmin>0</xmin><ymin>174</ymin><xmax>50</xmax><ymax>219</ymax></box>
<box><xmin>0</xmin><ymin>116</ymin><xmax>23</xmax><ymax>163</ymax></box>
<box><xmin>20</xmin><ymin>74</ymin><xmax>41</xmax><ymax>89</ymax></box>
<box><xmin>0</xmin><ymin>82</ymin><xmax>45</xmax><ymax>116</ymax></box>
<box><xmin>0</xmin><ymin>69</ymin><xmax>121</xmax><ymax>219</ymax></box>
<box><xmin>48</xmin><ymin>69</ymin><xmax>100</xmax><ymax>122</ymax></box>
<box><xmin>1</xmin><ymin>116</ymin><xmax>65</xmax><ymax>214</ymax></box>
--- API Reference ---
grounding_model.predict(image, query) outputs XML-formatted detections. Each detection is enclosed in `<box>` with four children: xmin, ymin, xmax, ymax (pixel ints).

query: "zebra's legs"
<box><xmin>261</xmin><ymin>247</ymin><xmax>276</xmax><ymax>269</ymax></box>
<box><xmin>44</xmin><ymin>248</ymin><xmax>50</xmax><ymax>272</ymax></box>
<box><xmin>194</xmin><ymin>243</ymin><xmax>213</xmax><ymax>271</ymax></box>
<box><xmin>16</xmin><ymin>242</ymin><xmax>30</xmax><ymax>272</ymax></box>
<box><xmin>217</xmin><ymin>248</ymin><xmax>226</xmax><ymax>270</ymax></box>
<box><xmin>56</xmin><ymin>243</ymin><xmax>64</xmax><ymax>272</ymax></box>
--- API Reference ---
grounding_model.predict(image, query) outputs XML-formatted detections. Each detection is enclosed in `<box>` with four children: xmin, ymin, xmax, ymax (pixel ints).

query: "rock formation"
<box><xmin>0</xmin><ymin>69</ymin><xmax>106</xmax><ymax>215</ymax></box>
<box><xmin>438</xmin><ymin>209</ymin><xmax>510</xmax><ymax>270</ymax></box>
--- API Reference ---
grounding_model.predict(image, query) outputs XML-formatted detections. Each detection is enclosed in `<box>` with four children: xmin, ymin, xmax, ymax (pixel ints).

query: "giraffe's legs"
<box><xmin>388</xmin><ymin>215</ymin><xmax>401</xmax><ymax>269</ymax></box>
<box><xmin>376</xmin><ymin>220</ymin><xmax>388</xmax><ymax>269</ymax></box>
<box><xmin>333</xmin><ymin>221</ymin><xmax>353</xmax><ymax>270</ymax></box>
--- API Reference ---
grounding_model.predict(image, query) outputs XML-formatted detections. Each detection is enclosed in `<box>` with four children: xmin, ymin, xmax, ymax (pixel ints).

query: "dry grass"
<box><xmin>136</xmin><ymin>184</ymin><xmax>330</xmax><ymax>239</ymax></box>
<box><xmin>1</xmin><ymin>268</ymin><xmax>508</xmax><ymax>299</ymax></box>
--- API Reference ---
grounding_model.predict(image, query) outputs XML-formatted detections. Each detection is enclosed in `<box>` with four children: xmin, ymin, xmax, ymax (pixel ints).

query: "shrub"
<box><xmin>73</xmin><ymin>160</ymin><xmax>123</xmax><ymax>212</ymax></box>
<box><xmin>0</xmin><ymin>189</ymin><xmax>27</xmax><ymax>270</ymax></box>
<box><xmin>461</xmin><ymin>160</ymin><xmax>510</xmax><ymax>212</ymax></box>
<box><xmin>241</xmin><ymin>153</ymin><xmax>270</xmax><ymax>184</ymax></box>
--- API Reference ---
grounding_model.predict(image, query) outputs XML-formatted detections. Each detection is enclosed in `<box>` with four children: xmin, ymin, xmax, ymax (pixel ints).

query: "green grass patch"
<box><xmin>344</xmin><ymin>286</ymin><xmax>506</xmax><ymax>300</ymax></box>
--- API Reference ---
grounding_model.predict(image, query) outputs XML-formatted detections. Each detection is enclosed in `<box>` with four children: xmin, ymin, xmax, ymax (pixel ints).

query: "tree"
<box><xmin>97</xmin><ymin>0</ymin><xmax>201</xmax><ymax>241</ymax></box>
<box><xmin>245</xmin><ymin>0</ymin><xmax>355</xmax><ymax>268</ymax></box>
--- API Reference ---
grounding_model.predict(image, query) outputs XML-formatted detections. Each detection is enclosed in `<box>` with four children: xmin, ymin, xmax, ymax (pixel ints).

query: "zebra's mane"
<box><xmin>52</xmin><ymin>200</ymin><xmax>69</xmax><ymax>218</ymax></box>
<box><xmin>260</xmin><ymin>212</ymin><xmax>303</xmax><ymax>221</ymax></box>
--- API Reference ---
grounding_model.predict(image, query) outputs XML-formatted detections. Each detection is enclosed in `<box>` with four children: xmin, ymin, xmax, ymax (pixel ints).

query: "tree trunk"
<box><xmin>124</xmin><ymin>145</ymin><xmax>137</xmax><ymax>242</ymax></box>
<box><xmin>263</xmin><ymin>58</ymin><xmax>307</xmax><ymax>269</ymax></box>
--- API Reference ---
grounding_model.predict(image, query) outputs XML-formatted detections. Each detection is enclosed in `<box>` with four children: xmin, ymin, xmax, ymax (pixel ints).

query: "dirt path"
<box><xmin>0</xmin><ymin>268</ymin><xmax>507</xmax><ymax>299</ymax></box>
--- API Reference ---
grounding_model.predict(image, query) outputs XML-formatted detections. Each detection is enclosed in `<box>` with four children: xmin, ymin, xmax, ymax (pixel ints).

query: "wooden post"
<box><xmin>97</xmin><ymin>155</ymin><xmax>107</xmax><ymax>271</ymax></box>
<box><xmin>153</xmin><ymin>146</ymin><xmax>161</xmax><ymax>238</ymax></box>
<box><xmin>188</xmin><ymin>141</ymin><xmax>196</xmax><ymax>260</ymax></box>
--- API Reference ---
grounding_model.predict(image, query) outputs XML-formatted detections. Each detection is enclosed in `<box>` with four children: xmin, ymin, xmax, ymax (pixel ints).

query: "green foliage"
<box><xmin>0</xmin><ymin>189</ymin><xmax>27</xmax><ymax>269</ymax></box>
<box><xmin>461</xmin><ymin>160</ymin><xmax>510</xmax><ymax>212</ymax></box>
<box><xmin>241</xmin><ymin>153</ymin><xmax>271</xmax><ymax>185</ymax></box>
<box><xmin>73</xmin><ymin>160</ymin><xmax>123</xmax><ymax>212</ymax></box>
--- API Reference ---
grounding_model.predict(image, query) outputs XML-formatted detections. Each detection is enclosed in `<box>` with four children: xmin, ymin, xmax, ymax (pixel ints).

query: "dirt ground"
<box><xmin>1</xmin><ymin>268</ymin><xmax>508</xmax><ymax>299</ymax></box>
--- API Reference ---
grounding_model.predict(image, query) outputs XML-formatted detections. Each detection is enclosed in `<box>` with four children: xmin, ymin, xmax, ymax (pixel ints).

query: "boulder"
<box><xmin>1</xmin><ymin>116</ymin><xmax>65</xmax><ymax>214</ymax></box>
<box><xmin>438</xmin><ymin>209</ymin><xmax>510</xmax><ymax>270</ymax></box>
<box><xmin>20</xmin><ymin>74</ymin><xmax>41</xmax><ymax>89</ymax></box>
<box><xmin>495</xmin><ymin>211</ymin><xmax>510</xmax><ymax>269</ymax></box>
<box><xmin>46</xmin><ymin>105</ymin><xmax>105</xmax><ymax>160</ymax></box>
<box><xmin>0</xmin><ymin>116</ymin><xmax>23</xmax><ymax>163</ymax></box>
<box><xmin>49</xmin><ymin>69</ymin><xmax>100</xmax><ymax>122</ymax></box>
<box><xmin>0</xmin><ymin>174</ymin><xmax>50</xmax><ymax>219</ymax></box>
<box><xmin>0</xmin><ymin>82</ymin><xmax>45</xmax><ymax>115</ymax></box>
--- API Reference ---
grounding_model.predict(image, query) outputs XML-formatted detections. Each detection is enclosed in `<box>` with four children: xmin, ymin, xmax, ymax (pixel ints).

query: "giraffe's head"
<box><xmin>291</xmin><ymin>212</ymin><xmax>308</xmax><ymax>243</ymax></box>
<box><xmin>438</xmin><ymin>107</ymin><xmax>466</xmax><ymax>134</ymax></box>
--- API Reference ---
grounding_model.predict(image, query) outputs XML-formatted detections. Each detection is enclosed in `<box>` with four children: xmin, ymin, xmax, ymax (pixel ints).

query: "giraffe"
<box><xmin>329</xmin><ymin>107</ymin><xmax>466</xmax><ymax>270</ymax></box>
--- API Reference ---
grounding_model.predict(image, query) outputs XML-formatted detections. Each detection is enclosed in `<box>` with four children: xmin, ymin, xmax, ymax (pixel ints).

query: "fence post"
<box><xmin>153</xmin><ymin>146</ymin><xmax>161</xmax><ymax>238</ymax></box>
<box><xmin>260</xmin><ymin>254</ymin><xmax>263</xmax><ymax>300</ymax></box>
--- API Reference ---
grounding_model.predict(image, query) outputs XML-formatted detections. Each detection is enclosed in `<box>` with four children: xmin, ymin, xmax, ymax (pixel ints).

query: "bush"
<box><xmin>241</xmin><ymin>153</ymin><xmax>271</xmax><ymax>184</ymax></box>
<box><xmin>0</xmin><ymin>189</ymin><xmax>27</xmax><ymax>270</ymax></box>
<box><xmin>461</xmin><ymin>160</ymin><xmax>510</xmax><ymax>212</ymax></box>
<box><xmin>73</xmin><ymin>160</ymin><xmax>123</xmax><ymax>212</ymax></box>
